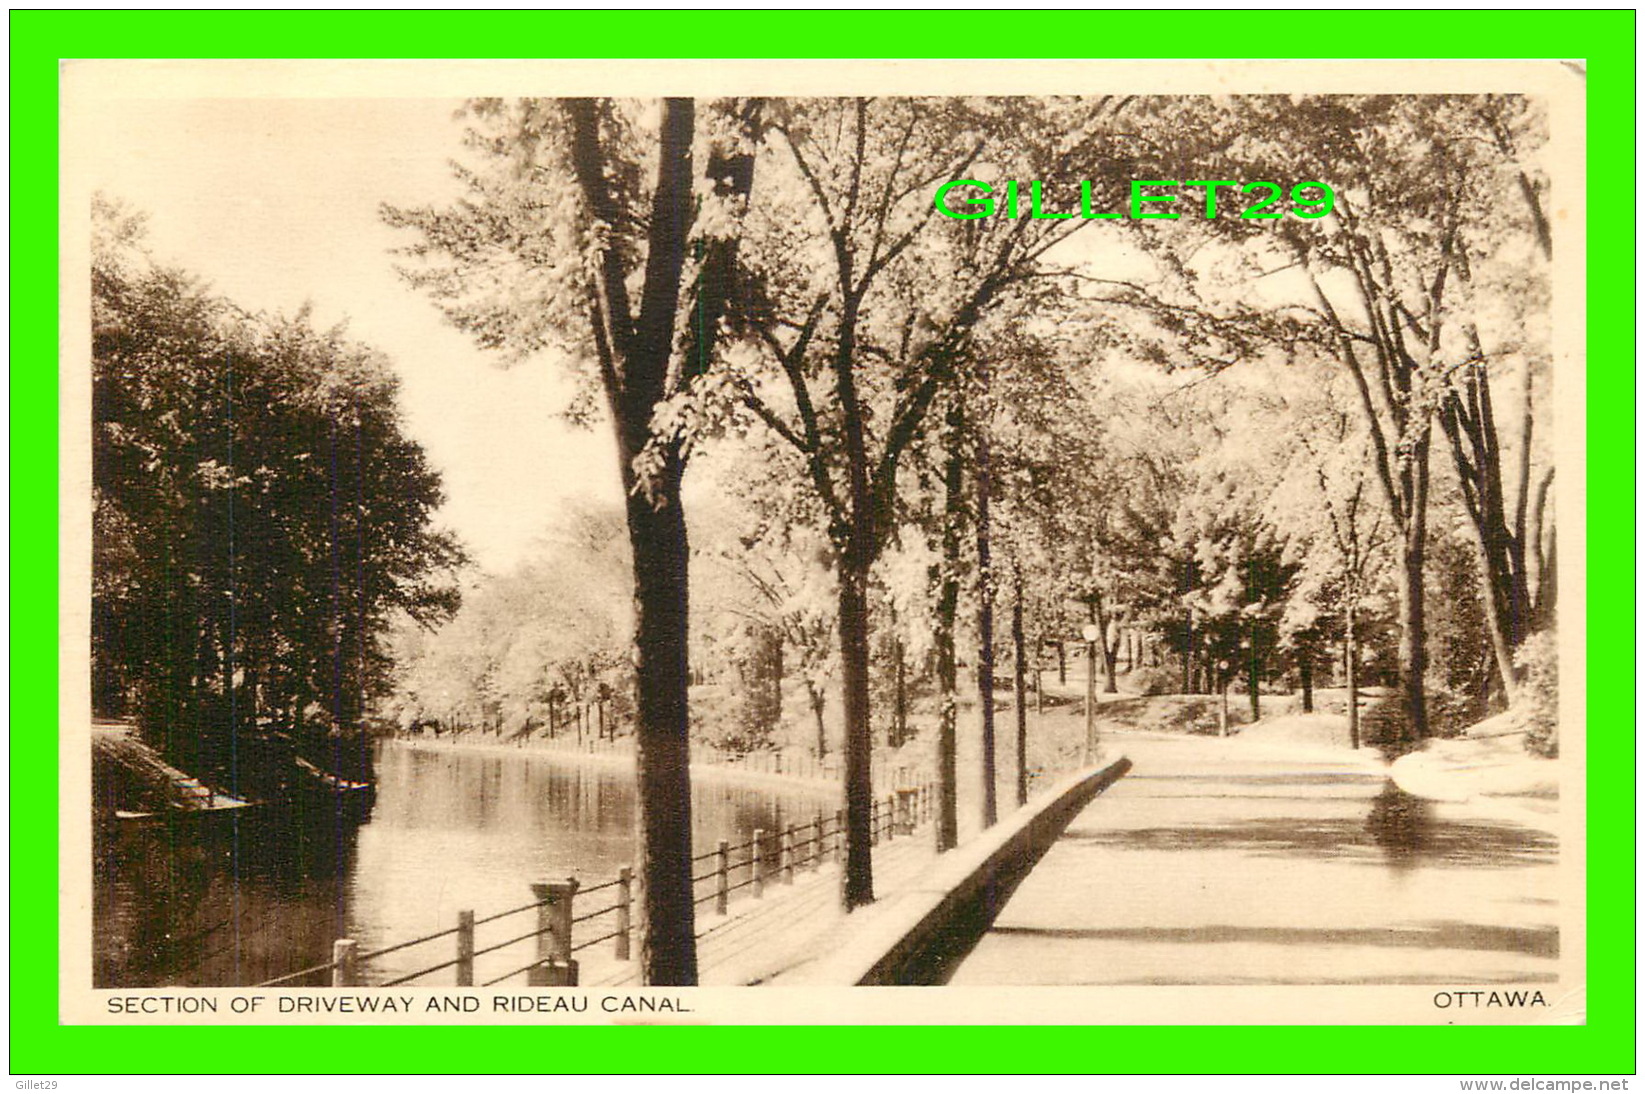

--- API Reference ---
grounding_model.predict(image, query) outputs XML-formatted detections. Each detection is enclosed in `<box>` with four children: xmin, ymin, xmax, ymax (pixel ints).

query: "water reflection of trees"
<box><xmin>94</xmin><ymin>814</ymin><xmax>362</xmax><ymax>988</ymax></box>
<box><xmin>94</xmin><ymin>745</ymin><xmax>836</xmax><ymax>987</ymax></box>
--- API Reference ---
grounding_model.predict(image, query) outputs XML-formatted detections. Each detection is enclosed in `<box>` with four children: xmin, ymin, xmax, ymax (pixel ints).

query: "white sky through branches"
<box><xmin>80</xmin><ymin>96</ymin><xmax>621</xmax><ymax>574</ymax></box>
<box><xmin>79</xmin><ymin>94</ymin><xmax>1299</xmax><ymax>577</ymax></box>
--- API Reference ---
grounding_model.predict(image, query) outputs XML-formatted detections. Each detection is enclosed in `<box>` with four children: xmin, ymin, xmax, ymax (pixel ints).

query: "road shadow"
<box><xmin>1061</xmin><ymin>782</ymin><xmax>1557</xmax><ymax>871</ymax></box>
<box><xmin>980</xmin><ymin>920</ymin><xmax>1559</xmax><ymax>959</ymax></box>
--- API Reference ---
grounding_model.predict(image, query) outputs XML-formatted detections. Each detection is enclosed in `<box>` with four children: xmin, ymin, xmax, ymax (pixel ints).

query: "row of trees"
<box><xmin>382</xmin><ymin>94</ymin><xmax>1556</xmax><ymax>984</ymax></box>
<box><xmin>382</xmin><ymin>505</ymin><xmax>632</xmax><ymax>742</ymax></box>
<box><xmin>92</xmin><ymin>197</ymin><xmax>464</xmax><ymax>790</ymax></box>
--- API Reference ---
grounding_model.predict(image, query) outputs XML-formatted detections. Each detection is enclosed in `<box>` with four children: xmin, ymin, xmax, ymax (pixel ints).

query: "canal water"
<box><xmin>93</xmin><ymin>740</ymin><xmax>838</xmax><ymax>988</ymax></box>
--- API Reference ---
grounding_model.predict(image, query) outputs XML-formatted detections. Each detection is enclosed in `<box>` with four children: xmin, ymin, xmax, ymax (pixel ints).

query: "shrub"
<box><xmin>1515</xmin><ymin>629</ymin><xmax>1559</xmax><ymax>758</ymax></box>
<box><xmin>1359</xmin><ymin>697</ymin><xmax>1416</xmax><ymax>759</ymax></box>
<box><xmin>1425</xmin><ymin>684</ymin><xmax>1486</xmax><ymax>739</ymax></box>
<box><xmin>1126</xmin><ymin>665</ymin><xmax>1175</xmax><ymax>697</ymax></box>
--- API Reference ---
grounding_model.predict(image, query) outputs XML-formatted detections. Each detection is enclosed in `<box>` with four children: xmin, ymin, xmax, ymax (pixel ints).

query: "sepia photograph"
<box><xmin>59</xmin><ymin>57</ymin><xmax>1587</xmax><ymax>1028</ymax></box>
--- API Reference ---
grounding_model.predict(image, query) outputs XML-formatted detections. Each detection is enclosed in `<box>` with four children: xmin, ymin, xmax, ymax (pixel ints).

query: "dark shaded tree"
<box><xmin>93</xmin><ymin>197</ymin><xmax>463</xmax><ymax>793</ymax></box>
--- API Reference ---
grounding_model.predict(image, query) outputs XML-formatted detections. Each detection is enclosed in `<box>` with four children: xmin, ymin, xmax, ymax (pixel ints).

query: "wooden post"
<box><xmin>781</xmin><ymin>824</ymin><xmax>795</xmax><ymax>885</ymax></box>
<box><xmin>885</xmin><ymin>795</ymin><xmax>896</xmax><ymax>841</ymax></box>
<box><xmin>527</xmin><ymin>879</ymin><xmax>579</xmax><ymax>986</ymax></box>
<box><xmin>752</xmin><ymin>829</ymin><xmax>766</xmax><ymax>898</ymax></box>
<box><xmin>331</xmin><ymin>939</ymin><xmax>358</xmax><ymax>988</ymax></box>
<box><xmin>615</xmin><ymin>866</ymin><xmax>632</xmax><ymax>961</ymax></box>
<box><xmin>813</xmin><ymin>812</ymin><xmax>825</xmax><ymax>871</ymax></box>
<box><xmin>456</xmin><ymin>910</ymin><xmax>474</xmax><ymax>987</ymax></box>
<box><xmin>834</xmin><ymin>809</ymin><xmax>846</xmax><ymax>864</ymax></box>
<box><xmin>715</xmin><ymin>839</ymin><xmax>729</xmax><ymax>916</ymax></box>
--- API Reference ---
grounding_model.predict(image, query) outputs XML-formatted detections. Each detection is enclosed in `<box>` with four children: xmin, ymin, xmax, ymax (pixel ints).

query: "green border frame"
<box><xmin>11</xmin><ymin>9</ymin><xmax>1635</xmax><ymax>1077</ymax></box>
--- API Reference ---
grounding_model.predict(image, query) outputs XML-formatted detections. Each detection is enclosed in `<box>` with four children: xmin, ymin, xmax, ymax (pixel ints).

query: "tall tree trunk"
<box><xmin>892</xmin><ymin>638</ymin><xmax>907</xmax><ymax>748</ymax></box>
<box><xmin>1181</xmin><ymin>610</ymin><xmax>1195</xmax><ymax>694</ymax></box>
<box><xmin>837</xmin><ymin>560</ymin><xmax>874</xmax><ymax>906</ymax></box>
<box><xmin>1533</xmin><ymin>526</ymin><xmax>1557</xmax><ymax>631</ymax></box>
<box><xmin>770</xmin><ymin>633</ymin><xmax>783</xmax><ymax>736</ymax></box>
<box><xmin>1437</xmin><ymin>360</ymin><xmax>1537</xmax><ymax>704</ymax></box>
<box><xmin>809</xmin><ymin>683</ymin><xmax>827</xmax><ymax>760</ymax></box>
<box><xmin>1528</xmin><ymin>468</ymin><xmax>1556</xmax><ymax>631</ymax></box>
<box><xmin>1091</xmin><ymin>591</ymin><xmax>1119</xmax><ymax>694</ymax></box>
<box><xmin>1346</xmin><ymin>600</ymin><xmax>1360</xmax><ymax>751</ymax></box>
<box><xmin>624</xmin><ymin>456</ymin><xmax>697</xmax><ymax>984</ymax></box>
<box><xmin>1247</xmin><ymin>619</ymin><xmax>1261</xmax><ymax>723</ymax></box>
<box><xmin>1309</xmin><ymin>262</ymin><xmax>1436</xmax><ymax>748</ymax></box>
<box><xmin>1012</xmin><ymin>568</ymin><xmax>1029</xmax><ymax>808</ymax></box>
<box><xmin>1034</xmin><ymin>640</ymin><xmax>1044</xmax><ymax>720</ymax></box>
<box><xmin>933</xmin><ymin>401</ymin><xmax>963</xmax><ymax>853</ymax></box>
<box><xmin>1395</xmin><ymin>479</ymin><xmax>1430</xmax><ymax>745</ymax></box>
<box><xmin>975</xmin><ymin>411</ymin><xmax>998</xmax><ymax>830</ymax></box>
<box><xmin>564</xmin><ymin>95</ymin><xmax>759</xmax><ymax>985</ymax></box>
<box><xmin>1299</xmin><ymin>646</ymin><xmax>1313</xmax><ymax>714</ymax></box>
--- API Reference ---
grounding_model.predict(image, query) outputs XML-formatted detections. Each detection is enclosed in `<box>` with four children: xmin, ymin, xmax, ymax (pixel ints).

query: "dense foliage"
<box><xmin>92</xmin><ymin>198</ymin><xmax>463</xmax><ymax>790</ymax></box>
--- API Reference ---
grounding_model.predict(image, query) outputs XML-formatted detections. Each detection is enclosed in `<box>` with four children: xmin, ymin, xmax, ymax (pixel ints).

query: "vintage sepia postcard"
<box><xmin>54</xmin><ymin>49</ymin><xmax>1594</xmax><ymax>1043</ymax></box>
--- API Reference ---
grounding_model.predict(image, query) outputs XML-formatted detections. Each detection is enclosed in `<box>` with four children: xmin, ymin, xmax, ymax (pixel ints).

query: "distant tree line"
<box><xmin>382</xmin><ymin>504</ymin><xmax>632</xmax><ymax>743</ymax></box>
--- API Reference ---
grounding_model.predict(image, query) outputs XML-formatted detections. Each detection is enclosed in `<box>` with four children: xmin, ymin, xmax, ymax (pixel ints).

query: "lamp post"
<box><xmin>1216</xmin><ymin>659</ymin><xmax>1231</xmax><ymax>737</ymax></box>
<box><xmin>1082</xmin><ymin>622</ymin><xmax>1101</xmax><ymax>762</ymax></box>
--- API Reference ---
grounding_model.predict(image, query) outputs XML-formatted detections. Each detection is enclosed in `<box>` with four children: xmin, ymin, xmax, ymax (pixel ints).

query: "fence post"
<box><xmin>456</xmin><ymin>910</ymin><xmax>474</xmax><ymax>987</ymax></box>
<box><xmin>331</xmin><ymin>939</ymin><xmax>358</xmax><ymax>987</ymax></box>
<box><xmin>781</xmin><ymin>824</ymin><xmax>795</xmax><ymax>885</ymax></box>
<box><xmin>896</xmin><ymin>789</ymin><xmax>917</xmax><ymax>835</ymax></box>
<box><xmin>752</xmin><ymin>829</ymin><xmax>766</xmax><ymax>898</ymax></box>
<box><xmin>812</xmin><ymin>812</ymin><xmax>825</xmax><ymax>871</ymax></box>
<box><xmin>715</xmin><ymin>839</ymin><xmax>729</xmax><ymax>916</ymax></box>
<box><xmin>886</xmin><ymin>795</ymin><xmax>897</xmax><ymax>841</ymax></box>
<box><xmin>527</xmin><ymin>878</ymin><xmax>580</xmax><ymax>986</ymax></box>
<box><xmin>615</xmin><ymin>866</ymin><xmax>633</xmax><ymax>962</ymax></box>
<box><xmin>834</xmin><ymin>809</ymin><xmax>846</xmax><ymax>863</ymax></box>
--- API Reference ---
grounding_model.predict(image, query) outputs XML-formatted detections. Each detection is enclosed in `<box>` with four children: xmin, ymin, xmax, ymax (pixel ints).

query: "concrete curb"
<box><xmin>795</xmin><ymin>756</ymin><xmax>1133</xmax><ymax>985</ymax></box>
